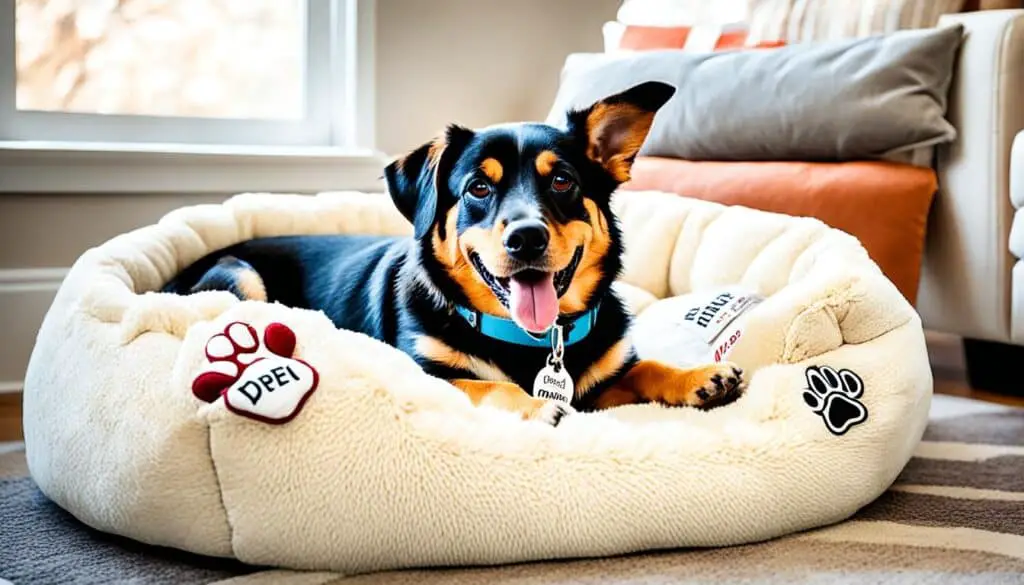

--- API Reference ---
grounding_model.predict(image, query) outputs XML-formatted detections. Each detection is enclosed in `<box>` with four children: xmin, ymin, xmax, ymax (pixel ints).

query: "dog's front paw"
<box><xmin>682</xmin><ymin>362</ymin><xmax>745</xmax><ymax>409</ymax></box>
<box><xmin>527</xmin><ymin>398</ymin><xmax>575</xmax><ymax>427</ymax></box>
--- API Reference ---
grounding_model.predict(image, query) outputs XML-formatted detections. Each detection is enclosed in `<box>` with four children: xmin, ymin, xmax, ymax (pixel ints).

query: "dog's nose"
<box><xmin>503</xmin><ymin>219</ymin><xmax>549</xmax><ymax>262</ymax></box>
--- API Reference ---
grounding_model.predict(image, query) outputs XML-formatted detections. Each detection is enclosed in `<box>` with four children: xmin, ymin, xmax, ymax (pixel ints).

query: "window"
<box><xmin>0</xmin><ymin>0</ymin><xmax>374</xmax><ymax>148</ymax></box>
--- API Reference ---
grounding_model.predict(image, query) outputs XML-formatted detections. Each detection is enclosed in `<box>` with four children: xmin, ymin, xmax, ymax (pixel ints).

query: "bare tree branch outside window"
<box><xmin>14</xmin><ymin>0</ymin><xmax>305</xmax><ymax>120</ymax></box>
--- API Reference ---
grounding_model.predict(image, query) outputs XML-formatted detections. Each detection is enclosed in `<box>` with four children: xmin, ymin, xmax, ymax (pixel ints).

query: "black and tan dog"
<box><xmin>164</xmin><ymin>81</ymin><xmax>743</xmax><ymax>425</ymax></box>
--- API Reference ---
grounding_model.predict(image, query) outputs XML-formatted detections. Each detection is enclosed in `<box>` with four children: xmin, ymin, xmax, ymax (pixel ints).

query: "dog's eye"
<box><xmin>551</xmin><ymin>173</ymin><xmax>575</xmax><ymax>193</ymax></box>
<box><xmin>467</xmin><ymin>180</ymin><xmax>491</xmax><ymax>198</ymax></box>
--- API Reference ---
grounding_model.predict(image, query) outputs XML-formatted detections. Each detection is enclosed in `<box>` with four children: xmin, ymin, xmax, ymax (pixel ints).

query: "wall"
<box><xmin>0</xmin><ymin>193</ymin><xmax>231</xmax><ymax>391</ymax></box>
<box><xmin>0</xmin><ymin>0</ymin><xmax>618</xmax><ymax>393</ymax></box>
<box><xmin>375</xmin><ymin>0</ymin><xmax>617</xmax><ymax>154</ymax></box>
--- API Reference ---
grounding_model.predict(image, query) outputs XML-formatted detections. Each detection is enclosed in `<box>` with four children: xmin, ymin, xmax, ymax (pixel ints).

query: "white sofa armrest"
<box><xmin>1008</xmin><ymin>132</ymin><xmax>1024</xmax><ymax>340</ymax></box>
<box><xmin>918</xmin><ymin>10</ymin><xmax>1024</xmax><ymax>341</ymax></box>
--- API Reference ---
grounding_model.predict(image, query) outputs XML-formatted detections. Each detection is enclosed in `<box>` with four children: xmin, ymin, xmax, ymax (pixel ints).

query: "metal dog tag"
<box><xmin>532</xmin><ymin>325</ymin><xmax>574</xmax><ymax>405</ymax></box>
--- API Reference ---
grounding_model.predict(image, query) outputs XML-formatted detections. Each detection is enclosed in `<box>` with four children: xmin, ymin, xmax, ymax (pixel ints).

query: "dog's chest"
<box><xmin>492</xmin><ymin>343</ymin><xmax>611</xmax><ymax>400</ymax></box>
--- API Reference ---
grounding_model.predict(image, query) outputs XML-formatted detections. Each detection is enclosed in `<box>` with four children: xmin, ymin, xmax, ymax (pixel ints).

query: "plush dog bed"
<box><xmin>22</xmin><ymin>190</ymin><xmax>932</xmax><ymax>574</ymax></box>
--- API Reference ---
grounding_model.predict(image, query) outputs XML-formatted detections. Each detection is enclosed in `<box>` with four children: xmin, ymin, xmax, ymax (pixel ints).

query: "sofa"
<box><xmin>926</xmin><ymin>10</ymin><xmax>1024</xmax><ymax>390</ymax></box>
<box><xmin>606</xmin><ymin>9</ymin><xmax>1024</xmax><ymax>391</ymax></box>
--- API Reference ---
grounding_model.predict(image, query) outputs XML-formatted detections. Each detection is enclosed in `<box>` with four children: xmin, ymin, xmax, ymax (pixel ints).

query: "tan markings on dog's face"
<box><xmin>480</xmin><ymin>158</ymin><xmax>503</xmax><ymax>184</ymax></box>
<box><xmin>464</xmin><ymin>205</ymin><xmax>592</xmax><ymax>299</ymax></box>
<box><xmin>555</xmin><ymin>197</ymin><xmax>610</xmax><ymax>313</ymax></box>
<box><xmin>534</xmin><ymin>150</ymin><xmax>559</xmax><ymax>176</ymax></box>
<box><xmin>432</xmin><ymin>207</ymin><xmax>510</xmax><ymax>316</ymax></box>
<box><xmin>585</xmin><ymin>103</ymin><xmax>656</xmax><ymax>182</ymax></box>
<box><xmin>576</xmin><ymin>338</ymin><xmax>631</xmax><ymax>396</ymax></box>
<box><xmin>456</xmin><ymin>220</ymin><xmax>512</xmax><ymax>315</ymax></box>
<box><xmin>546</xmin><ymin>216</ymin><xmax>589</xmax><ymax>313</ymax></box>
<box><xmin>415</xmin><ymin>335</ymin><xmax>512</xmax><ymax>382</ymax></box>
<box><xmin>447</xmin><ymin>196</ymin><xmax>608</xmax><ymax>315</ymax></box>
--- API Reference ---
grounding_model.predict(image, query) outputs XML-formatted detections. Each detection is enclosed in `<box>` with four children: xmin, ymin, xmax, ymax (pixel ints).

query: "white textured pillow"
<box><xmin>602</xmin><ymin>21</ymin><xmax>626</xmax><ymax>53</ymax></box>
<box><xmin>617</xmin><ymin>0</ymin><xmax>749</xmax><ymax>25</ymax></box>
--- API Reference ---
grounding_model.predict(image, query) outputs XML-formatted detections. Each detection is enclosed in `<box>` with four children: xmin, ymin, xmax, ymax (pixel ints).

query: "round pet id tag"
<box><xmin>533</xmin><ymin>356</ymin><xmax>574</xmax><ymax>405</ymax></box>
<box><xmin>532</xmin><ymin>324</ymin><xmax>574</xmax><ymax>405</ymax></box>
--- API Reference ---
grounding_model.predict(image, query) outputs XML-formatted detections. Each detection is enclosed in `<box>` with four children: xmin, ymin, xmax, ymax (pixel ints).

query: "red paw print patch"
<box><xmin>192</xmin><ymin>321</ymin><xmax>319</xmax><ymax>424</ymax></box>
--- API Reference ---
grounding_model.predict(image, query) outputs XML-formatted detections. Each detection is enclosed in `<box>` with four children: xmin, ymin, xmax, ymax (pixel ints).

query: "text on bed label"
<box><xmin>223</xmin><ymin>356</ymin><xmax>318</xmax><ymax>422</ymax></box>
<box><xmin>235</xmin><ymin>364</ymin><xmax>302</xmax><ymax>405</ymax></box>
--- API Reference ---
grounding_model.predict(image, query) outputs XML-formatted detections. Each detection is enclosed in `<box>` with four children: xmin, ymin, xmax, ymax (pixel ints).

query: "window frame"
<box><xmin>0</xmin><ymin>0</ymin><xmax>375</xmax><ymax>150</ymax></box>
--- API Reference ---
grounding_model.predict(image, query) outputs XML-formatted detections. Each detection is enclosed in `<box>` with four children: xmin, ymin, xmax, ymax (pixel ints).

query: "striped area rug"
<box><xmin>2</xmin><ymin>394</ymin><xmax>1022</xmax><ymax>584</ymax></box>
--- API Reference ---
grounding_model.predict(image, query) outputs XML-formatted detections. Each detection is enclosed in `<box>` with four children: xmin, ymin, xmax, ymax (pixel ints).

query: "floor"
<box><xmin>0</xmin><ymin>393</ymin><xmax>22</xmax><ymax>443</ymax></box>
<box><xmin>0</xmin><ymin>332</ymin><xmax>1020</xmax><ymax>442</ymax></box>
<box><xmin>925</xmin><ymin>331</ymin><xmax>1024</xmax><ymax>407</ymax></box>
<box><xmin>933</xmin><ymin>376</ymin><xmax>1024</xmax><ymax>407</ymax></box>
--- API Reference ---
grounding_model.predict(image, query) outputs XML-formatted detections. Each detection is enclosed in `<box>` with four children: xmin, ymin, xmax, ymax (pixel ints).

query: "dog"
<box><xmin>164</xmin><ymin>81</ymin><xmax>744</xmax><ymax>425</ymax></box>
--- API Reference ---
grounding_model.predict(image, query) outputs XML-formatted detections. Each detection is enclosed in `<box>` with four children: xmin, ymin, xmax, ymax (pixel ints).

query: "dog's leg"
<box><xmin>190</xmin><ymin>256</ymin><xmax>267</xmax><ymax>301</ymax></box>
<box><xmin>595</xmin><ymin>360</ymin><xmax>744</xmax><ymax>410</ymax></box>
<box><xmin>593</xmin><ymin>387</ymin><xmax>644</xmax><ymax>410</ymax></box>
<box><xmin>449</xmin><ymin>379</ymin><xmax>572</xmax><ymax>426</ymax></box>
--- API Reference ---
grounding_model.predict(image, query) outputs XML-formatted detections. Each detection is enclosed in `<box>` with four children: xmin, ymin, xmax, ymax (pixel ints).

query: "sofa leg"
<box><xmin>962</xmin><ymin>338</ymin><xmax>1024</xmax><ymax>396</ymax></box>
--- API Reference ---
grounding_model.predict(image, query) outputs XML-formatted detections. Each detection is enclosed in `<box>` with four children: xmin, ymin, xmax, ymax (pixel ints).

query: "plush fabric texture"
<box><xmin>547</xmin><ymin>25</ymin><xmax>962</xmax><ymax>163</ymax></box>
<box><xmin>623</xmin><ymin>157</ymin><xmax>938</xmax><ymax>304</ymax></box>
<box><xmin>747</xmin><ymin>0</ymin><xmax>967</xmax><ymax>45</ymax></box>
<box><xmin>22</xmin><ymin>190</ymin><xmax>932</xmax><ymax>574</ymax></box>
<box><xmin>7</xmin><ymin>396</ymin><xmax>1021</xmax><ymax>584</ymax></box>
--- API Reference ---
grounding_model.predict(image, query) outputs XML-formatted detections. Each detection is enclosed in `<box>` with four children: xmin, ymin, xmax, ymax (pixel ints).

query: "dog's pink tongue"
<box><xmin>508</xmin><ymin>272</ymin><xmax>559</xmax><ymax>333</ymax></box>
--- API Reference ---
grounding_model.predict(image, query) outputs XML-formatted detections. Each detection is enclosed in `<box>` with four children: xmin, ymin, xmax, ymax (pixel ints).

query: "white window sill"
<box><xmin>0</xmin><ymin>141</ymin><xmax>390</xmax><ymax>194</ymax></box>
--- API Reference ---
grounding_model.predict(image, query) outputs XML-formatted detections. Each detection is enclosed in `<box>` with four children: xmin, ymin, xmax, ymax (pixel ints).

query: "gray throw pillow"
<box><xmin>545</xmin><ymin>24</ymin><xmax>963</xmax><ymax>162</ymax></box>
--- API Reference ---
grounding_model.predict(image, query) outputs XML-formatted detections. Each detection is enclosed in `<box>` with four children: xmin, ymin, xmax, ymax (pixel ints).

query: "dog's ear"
<box><xmin>567</xmin><ymin>81</ymin><xmax>675</xmax><ymax>183</ymax></box>
<box><xmin>385</xmin><ymin>125</ymin><xmax>474</xmax><ymax>239</ymax></box>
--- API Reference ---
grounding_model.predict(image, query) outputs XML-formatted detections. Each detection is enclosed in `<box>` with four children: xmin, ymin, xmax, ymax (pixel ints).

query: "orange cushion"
<box><xmin>622</xmin><ymin>157</ymin><xmax>937</xmax><ymax>303</ymax></box>
<box><xmin>620</xmin><ymin>25</ymin><xmax>692</xmax><ymax>51</ymax></box>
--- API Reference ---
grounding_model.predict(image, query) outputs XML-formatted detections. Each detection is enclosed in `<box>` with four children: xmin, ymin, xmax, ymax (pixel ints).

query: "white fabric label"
<box><xmin>681</xmin><ymin>288</ymin><xmax>762</xmax><ymax>343</ymax></box>
<box><xmin>631</xmin><ymin>286</ymin><xmax>765</xmax><ymax>368</ymax></box>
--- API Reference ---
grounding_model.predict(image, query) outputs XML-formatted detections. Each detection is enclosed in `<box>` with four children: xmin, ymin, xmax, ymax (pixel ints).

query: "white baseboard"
<box><xmin>0</xmin><ymin>269</ymin><xmax>66</xmax><ymax>388</ymax></box>
<box><xmin>0</xmin><ymin>267</ymin><xmax>69</xmax><ymax>293</ymax></box>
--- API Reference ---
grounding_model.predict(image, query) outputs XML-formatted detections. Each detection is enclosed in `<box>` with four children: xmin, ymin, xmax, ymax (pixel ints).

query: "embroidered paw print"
<box><xmin>802</xmin><ymin>365</ymin><xmax>867</xmax><ymax>436</ymax></box>
<box><xmin>192</xmin><ymin>321</ymin><xmax>319</xmax><ymax>424</ymax></box>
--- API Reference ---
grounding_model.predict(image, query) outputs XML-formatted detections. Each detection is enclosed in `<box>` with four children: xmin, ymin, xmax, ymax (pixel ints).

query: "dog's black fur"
<box><xmin>165</xmin><ymin>82</ymin><xmax>743</xmax><ymax>415</ymax></box>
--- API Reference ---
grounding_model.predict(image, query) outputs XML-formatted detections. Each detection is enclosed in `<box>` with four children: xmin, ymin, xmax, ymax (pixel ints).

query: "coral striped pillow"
<box><xmin>603</xmin><ymin>22</ymin><xmax>787</xmax><ymax>53</ymax></box>
<box><xmin>621</xmin><ymin>24</ymin><xmax>750</xmax><ymax>51</ymax></box>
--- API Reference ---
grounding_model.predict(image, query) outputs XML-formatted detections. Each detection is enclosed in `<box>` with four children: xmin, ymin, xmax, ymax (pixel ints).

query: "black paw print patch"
<box><xmin>803</xmin><ymin>366</ymin><xmax>867</xmax><ymax>436</ymax></box>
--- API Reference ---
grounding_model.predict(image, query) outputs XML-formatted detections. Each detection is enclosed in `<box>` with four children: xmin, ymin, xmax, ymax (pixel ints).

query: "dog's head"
<box><xmin>385</xmin><ymin>81</ymin><xmax>674</xmax><ymax>333</ymax></box>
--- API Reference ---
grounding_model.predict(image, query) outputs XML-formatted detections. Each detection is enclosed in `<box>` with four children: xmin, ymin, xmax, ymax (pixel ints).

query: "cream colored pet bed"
<box><xmin>23</xmin><ymin>190</ymin><xmax>932</xmax><ymax>575</ymax></box>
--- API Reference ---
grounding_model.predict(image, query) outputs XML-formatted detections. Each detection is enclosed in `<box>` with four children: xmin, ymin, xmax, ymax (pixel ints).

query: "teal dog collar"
<box><xmin>452</xmin><ymin>302</ymin><xmax>600</xmax><ymax>348</ymax></box>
